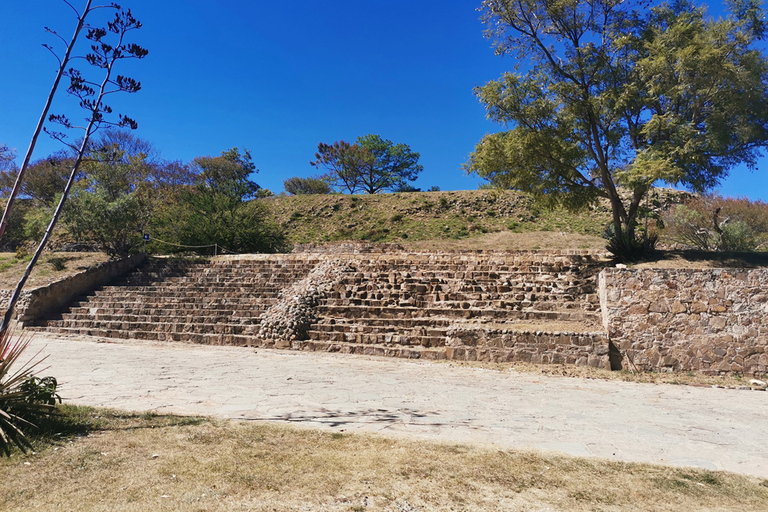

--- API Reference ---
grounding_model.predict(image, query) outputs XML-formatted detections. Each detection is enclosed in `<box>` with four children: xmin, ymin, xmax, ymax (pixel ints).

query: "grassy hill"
<box><xmin>263</xmin><ymin>189</ymin><xmax>613</xmax><ymax>251</ymax></box>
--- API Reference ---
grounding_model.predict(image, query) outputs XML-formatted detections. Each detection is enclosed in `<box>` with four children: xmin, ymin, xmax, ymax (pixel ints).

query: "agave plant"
<box><xmin>0</xmin><ymin>330</ymin><xmax>57</xmax><ymax>455</ymax></box>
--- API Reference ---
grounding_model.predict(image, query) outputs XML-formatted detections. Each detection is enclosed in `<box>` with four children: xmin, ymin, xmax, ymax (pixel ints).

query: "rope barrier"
<box><xmin>144</xmin><ymin>235</ymin><xmax>236</xmax><ymax>256</ymax></box>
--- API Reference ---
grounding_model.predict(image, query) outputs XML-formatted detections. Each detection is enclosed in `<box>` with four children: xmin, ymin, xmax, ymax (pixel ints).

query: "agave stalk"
<box><xmin>0</xmin><ymin>4</ymin><xmax>147</xmax><ymax>335</ymax></box>
<box><xmin>0</xmin><ymin>0</ymin><xmax>95</xmax><ymax>243</ymax></box>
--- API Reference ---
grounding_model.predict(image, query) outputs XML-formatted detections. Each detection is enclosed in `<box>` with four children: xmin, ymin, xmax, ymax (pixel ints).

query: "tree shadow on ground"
<box><xmin>634</xmin><ymin>250</ymin><xmax>768</xmax><ymax>269</ymax></box>
<box><xmin>26</xmin><ymin>404</ymin><xmax>208</xmax><ymax>449</ymax></box>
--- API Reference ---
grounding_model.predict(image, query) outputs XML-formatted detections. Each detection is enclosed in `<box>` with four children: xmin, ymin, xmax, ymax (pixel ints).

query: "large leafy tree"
<box><xmin>311</xmin><ymin>134</ymin><xmax>423</xmax><ymax>194</ymax></box>
<box><xmin>165</xmin><ymin>148</ymin><xmax>287</xmax><ymax>254</ymax></box>
<box><xmin>467</xmin><ymin>0</ymin><xmax>768</xmax><ymax>258</ymax></box>
<box><xmin>64</xmin><ymin>131</ymin><xmax>186</xmax><ymax>256</ymax></box>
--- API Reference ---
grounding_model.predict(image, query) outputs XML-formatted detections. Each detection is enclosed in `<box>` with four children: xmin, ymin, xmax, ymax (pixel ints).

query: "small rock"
<box><xmin>750</xmin><ymin>379</ymin><xmax>767</xmax><ymax>390</ymax></box>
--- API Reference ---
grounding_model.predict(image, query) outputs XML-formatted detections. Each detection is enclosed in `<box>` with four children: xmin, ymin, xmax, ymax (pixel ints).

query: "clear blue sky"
<box><xmin>0</xmin><ymin>0</ymin><xmax>766</xmax><ymax>200</ymax></box>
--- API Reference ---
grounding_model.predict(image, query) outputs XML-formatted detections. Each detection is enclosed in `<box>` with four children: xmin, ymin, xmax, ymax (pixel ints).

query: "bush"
<box><xmin>662</xmin><ymin>195</ymin><xmax>768</xmax><ymax>251</ymax></box>
<box><xmin>283</xmin><ymin>176</ymin><xmax>331</xmax><ymax>195</ymax></box>
<box><xmin>47</xmin><ymin>256</ymin><xmax>67</xmax><ymax>271</ymax></box>
<box><xmin>605</xmin><ymin>226</ymin><xmax>658</xmax><ymax>262</ymax></box>
<box><xmin>0</xmin><ymin>332</ymin><xmax>59</xmax><ymax>455</ymax></box>
<box><xmin>721</xmin><ymin>221</ymin><xmax>760</xmax><ymax>252</ymax></box>
<box><xmin>255</xmin><ymin>188</ymin><xmax>275</xmax><ymax>198</ymax></box>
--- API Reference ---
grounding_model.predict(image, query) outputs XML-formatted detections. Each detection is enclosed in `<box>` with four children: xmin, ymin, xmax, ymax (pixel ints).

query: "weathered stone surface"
<box><xmin>599</xmin><ymin>268</ymin><xmax>768</xmax><ymax>376</ymax></box>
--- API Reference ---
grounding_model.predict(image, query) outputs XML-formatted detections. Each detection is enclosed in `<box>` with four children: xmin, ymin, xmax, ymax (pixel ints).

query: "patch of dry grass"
<box><xmin>405</xmin><ymin>230</ymin><xmax>608</xmax><ymax>252</ymax></box>
<box><xmin>0</xmin><ymin>252</ymin><xmax>109</xmax><ymax>289</ymax></box>
<box><xmin>0</xmin><ymin>406</ymin><xmax>766</xmax><ymax>512</ymax></box>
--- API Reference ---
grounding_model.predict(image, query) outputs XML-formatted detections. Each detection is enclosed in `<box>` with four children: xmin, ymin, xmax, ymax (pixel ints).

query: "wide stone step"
<box><xmin>69</xmin><ymin>296</ymin><xmax>278</xmax><ymax>308</ymax></box>
<box><xmin>291</xmin><ymin>339</ymin><xmax>447</xmax><ymax>360</ymax></box>
<box><xmin>310</xmin><ymin>322</ymin><xmax>447</xmax><ymax>338</ymax></box>
<box><xmin>65</xmin><ymin>304</ymin><xmax>271</xmax><ymax>317</ymax></box>
<box><xmin>316</xmin><ymin>317</ymin><xmax>453</xmax><ymax>329</ymax></box>
<box><xmin>43</xmin><ymin>318</ymin><xmax>260</xmax><ymax>335</ymax></box>
<box><xmin>337</xmin><ymin>274</ymin><xmax>596</xmax><ymax>289</ymax></box>
<box><xmin>322</xmin><ymin>296</ymin><xmax>596</xmax><ymax>310</ymax></box>
<box><xmin>315</xmin><ymin>304</ymin><xmax>600</xmax><ymax>323</ymax></box>
<box><xmin>57</xmin><ymin>311</ymin><xmax>264</xmax><ymax>324</ymax></box>
<box><xmin>306</xmin><ymin>329</ymin><xmax>446</xmax><ymax>348</ymax></box>
<box><xmin>91</xmin><ymin>286</ymin><xmax>282</xmax><ymax>297</ymax></box>
<box><xmin>33</xmin><ymin>326</ymin><xmax>259</xmax><ymax>346</ymax></box>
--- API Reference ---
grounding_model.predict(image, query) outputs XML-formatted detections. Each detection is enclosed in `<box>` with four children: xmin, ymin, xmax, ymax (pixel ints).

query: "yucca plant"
<box><xmin>0</xmin><ymin>330</ymin><xmax>57</xmax><ymax>455</ymax></box>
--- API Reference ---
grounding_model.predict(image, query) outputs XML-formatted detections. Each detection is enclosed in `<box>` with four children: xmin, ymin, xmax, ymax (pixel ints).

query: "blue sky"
<box><xmin>0</xmin><ymin>0</ymin><xmax>766</xmax><ymax>201</ymax></box>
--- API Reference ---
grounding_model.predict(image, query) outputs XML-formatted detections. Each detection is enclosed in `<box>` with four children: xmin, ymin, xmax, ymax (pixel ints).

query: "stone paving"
<box><xmin>25</xmin><ymin>332</ymin><xmax>768</xmax><ymax>479</ymax></box>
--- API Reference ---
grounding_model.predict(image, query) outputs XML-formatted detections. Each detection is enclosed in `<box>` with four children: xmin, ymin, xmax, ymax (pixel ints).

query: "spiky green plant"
<box><xmin>0</xmin><ymin>331</ymin><xmax>56</xmax><ymax>455</ymax></box>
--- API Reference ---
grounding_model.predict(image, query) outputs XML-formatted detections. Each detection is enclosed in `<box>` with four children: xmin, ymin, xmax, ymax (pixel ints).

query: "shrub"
<box><xmin>283</xmin><ymin>176</ymin><xmax>331</xmax><ymax>195</ymax></box>
<box><xmin>605</xmin><ymin>228</ymin><xmax>658</xmax><ymax>262</ymax></box>
<box><xmin>255</xmin><ymin>188</ymin><xmax>275</xmax><ymax>198</ymax></box>
<box><xmin>662</xmin><ymin>195</ymin><xmax>768</xmax><ymax>251</ymax></box>
<box><xmin>721</xmin><ymin>221</ymin><xmax>760</xmax><ymax>252</ymax></box>
<box><xmin>47</xmin><ymin>256</ymin><xmax>67</xmax><ymax>271</ymax></box>
<box><xmin>0</xmin><ymin>332</ymin><xmax>59</xmax><ymax>455</ymax></box>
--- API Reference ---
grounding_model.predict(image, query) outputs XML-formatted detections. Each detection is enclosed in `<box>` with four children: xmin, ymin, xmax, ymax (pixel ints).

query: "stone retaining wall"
<box><xmin>445</xmin><ymin>325</ymin><xmax>610</xmax><ymax>368</ymax></box>
<box><xmin>599</xmin><ymin>268</ymin><xmax>768</xmax><ymax>376</ymax></box>
<box><xmin>1</xmin><ymin>253</ymin><xmax>146</xmax><ymax>326</ymax></box>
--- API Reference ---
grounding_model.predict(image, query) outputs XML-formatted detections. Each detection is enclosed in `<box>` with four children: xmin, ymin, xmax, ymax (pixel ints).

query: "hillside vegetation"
<box><xmin>263</xmin><ymin>189</ymin><xmax>612</xmax><ymax>251</ymax></box>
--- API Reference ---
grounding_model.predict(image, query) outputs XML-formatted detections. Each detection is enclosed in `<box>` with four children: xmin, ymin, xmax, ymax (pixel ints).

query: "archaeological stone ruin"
<box><xmin>8</xmin><ymin>244</ymin><xmax>767</xmax><ymax>377</ymax></box>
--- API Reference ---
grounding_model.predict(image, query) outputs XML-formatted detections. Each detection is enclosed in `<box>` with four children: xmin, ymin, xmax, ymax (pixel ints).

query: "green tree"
<box><xmin>65</xmin><ymin>142</ymin><xmax>150</xmax><ymax>256</ymax></box>
<box><xmin>467</xmin><ymin>0</ymin><xmax>768</xmax><ymax>259</ymax></box>
<box><xmin>65</xmin><ymin>131</ymin><xmax>196</xmax><ymax>256</ymax></box>
<box><xmin>0</xmin><ymin>145</ymin><xmax>14</xmax><ymax>172</ymax></box>
<box><xmin>311</xmin><ymin>134</ymin><xmax>423</xmax><ymax>194</ymax></box>
<box><xmin>310</xmin><ymin>140</ymin><xmax>368</xmax><ymax>193</ymax></box>
<box><xmin>0</xmin><ymin>152</ymin><xmax>75</xmax><ymax>205</ymax></box>
<box><xmin>169</xmin><ymin>148</ymin><xmax>287</xmax><ymax>254</ymax></box>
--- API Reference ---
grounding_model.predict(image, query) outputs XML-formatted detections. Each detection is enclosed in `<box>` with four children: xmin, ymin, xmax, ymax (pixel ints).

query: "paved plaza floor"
<box><xmin>24</xmin><ymin>333</ymin><xmax>768</xmax><ymax>478</ymax></box>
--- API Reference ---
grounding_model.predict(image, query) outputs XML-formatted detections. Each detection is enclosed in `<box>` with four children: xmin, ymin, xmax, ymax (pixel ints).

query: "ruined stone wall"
<box><xmin>599</xmin><ymin>268</ymin><xmax>768</xmax><ymax>376</ymax></box>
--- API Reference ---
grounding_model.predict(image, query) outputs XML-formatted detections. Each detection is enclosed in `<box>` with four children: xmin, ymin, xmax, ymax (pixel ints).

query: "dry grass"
<box><xmin>0</xmin><ymin>252</ymin><xmax>109</xmax><ymax>289</ymax></box>
<box><xmin>404</xmin><ymin>230</ymin><xmax>607</xmax><ymax>251</ymax></box>
<box><xmin>1</xmin><ymin>406</ymin><xmax>766</xmax><ymax>512</ymax></box>
<box><xmin>264</xmin><ymin>189</ymin><xmax>610</xmax><ymax>248</ymax></box>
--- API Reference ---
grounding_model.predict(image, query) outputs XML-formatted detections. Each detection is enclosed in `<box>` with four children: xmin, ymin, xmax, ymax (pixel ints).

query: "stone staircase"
<box><xmin>31</xmin><ymin>256</ymin><xmax>319</xmax><ymax>345</ymax></box>
<box><xmin>30</xmin><ymin>250</ymin><xmax>612</xmax><ymax>367</ymax></box>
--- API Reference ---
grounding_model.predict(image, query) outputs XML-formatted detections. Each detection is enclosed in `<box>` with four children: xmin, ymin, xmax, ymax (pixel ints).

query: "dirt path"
<box><xmin>25</xmin><ymin>333</ymin><xmax>768</xmax><ymax>478</ymax></box>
